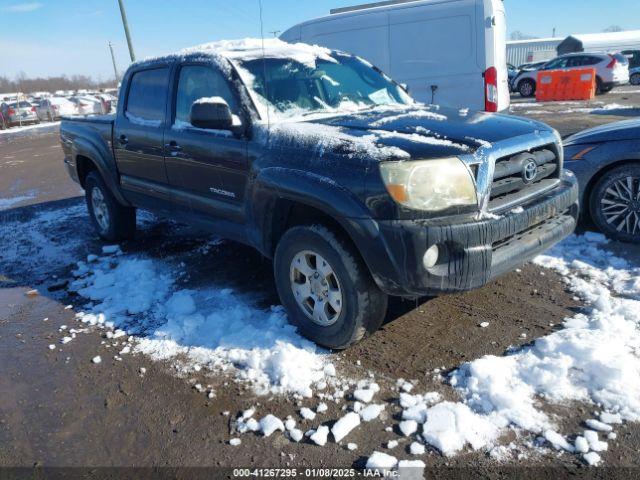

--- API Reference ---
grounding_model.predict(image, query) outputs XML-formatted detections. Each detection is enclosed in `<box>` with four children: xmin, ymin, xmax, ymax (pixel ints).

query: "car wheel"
<box><xmin>274</xmin><ymin>224</ymin><xmax>388</xmax><ymax>349</ymax></box>
<box><xmin>518</xmin><ymin>79</ymin><xmax>535</xmax><ymax>97</ymax></box>
<box><xmin>589</xmin><ymin>164</ymin><xmax>640</xmax><ymax>244</ymax></box>
<box><xmin>85</xmin><ymin>171</ymin><xmax>136</xmax><ymax>242</ymax></box>
<box><xmin>631</xmin><ymin>73</ymin><xmax>640</xmax><ymax>86</ymax></box>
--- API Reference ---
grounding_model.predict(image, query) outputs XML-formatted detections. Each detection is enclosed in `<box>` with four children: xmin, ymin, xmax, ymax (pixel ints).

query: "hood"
<box><xmin>565</xmin><ymin>118</ymin><xmax>640</xmax><ymax>145</ymax></box>
<box><xmin>310</xmin><ymin>105</ymin><xmax>553</xmax><ymax>159</ymax></box>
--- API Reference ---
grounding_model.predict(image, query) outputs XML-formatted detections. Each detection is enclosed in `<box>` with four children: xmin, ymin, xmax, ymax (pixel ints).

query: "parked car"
<box><xmin>513</xmin><ymin>52</ymin><xmax>630</xmax><ymax>97</ymax></box>
<box><xmin>630</xmin><ymin>67</ymin><xmax>640</xmax><ymax>86</ymax></box>
<box><xmin>564</xmin><ymin>119</ymin><xmax>640</xmax><ymax>243</ymax></box>
<box><xmin>60</xmin><ymin>39</ymin><xmax>578</xmax><ymax>349</ymax></box>
<box><xmin>281</xmin><ymin>0</ymin><xmax>510</xmax><ymax>112</ymax></box>
<box><xmin>621</xmin><ymin>49</ymin><xmax>640</xmax><ymax>69</ymax></box>
<box><xmin>0</xmin><ymin>100</ymin><xmax>40</xmax><ymax>126</ymax></box>
<box><xmin>68</xmin><ymin>96</ymin><xmax>104</xmax><ymax>115</ymax></box>
<box><xmin>36</xmin><ymin>97</ymin><xmax>78</xmax><ymax>121</ymax></box>
<box><xmin>95</xmin><ymin>93</ymin><xmax>117</xmax><ymax>113</ymax></box>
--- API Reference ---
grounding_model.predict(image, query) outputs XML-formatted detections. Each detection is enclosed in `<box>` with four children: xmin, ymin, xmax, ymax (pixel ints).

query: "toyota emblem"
<box><xmin>523</xmin><ymin>160</ymin><xmax>538</xmax><ymax>183</ymax></box>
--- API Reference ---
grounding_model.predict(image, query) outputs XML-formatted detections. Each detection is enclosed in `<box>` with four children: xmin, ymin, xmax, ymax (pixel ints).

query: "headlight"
<box><xmin>379</xmin><ymin>157</ymin><xmax>478</xmax><ymax>212</ymax></box>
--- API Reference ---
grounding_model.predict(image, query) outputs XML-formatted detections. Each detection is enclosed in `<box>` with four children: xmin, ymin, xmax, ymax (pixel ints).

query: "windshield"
<box><xmin>236</xmin><ymin>53</ymin><xmax>413</xmax><ymax>119</ymax></box>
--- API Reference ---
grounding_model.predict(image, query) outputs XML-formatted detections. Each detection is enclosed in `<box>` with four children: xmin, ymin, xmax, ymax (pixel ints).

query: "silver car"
<box><xmin>0</xmin><ymin>100</ymin><xmax>40</xmax><ymax>126</ymax></box>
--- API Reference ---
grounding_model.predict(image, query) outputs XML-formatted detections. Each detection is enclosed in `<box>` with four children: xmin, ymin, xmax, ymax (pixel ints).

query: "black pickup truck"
<box><xmin>60</xmin><ymin>39</ymin><xmax>579</xmax><ymax>349</ymax></box>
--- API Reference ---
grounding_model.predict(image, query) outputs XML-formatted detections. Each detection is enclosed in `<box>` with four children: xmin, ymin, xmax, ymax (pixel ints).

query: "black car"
<box><xmin>565</xmin><ymin>119</ymin><xmax>640</xmax><ymax>243</ymax></box>
<box><xmin>60</xmin><ymin>39</ymin><xmax>578</xmax><ymax>348</ymax></box>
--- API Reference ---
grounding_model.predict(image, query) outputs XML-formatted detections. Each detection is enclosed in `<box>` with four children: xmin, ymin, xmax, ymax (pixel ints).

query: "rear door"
<box><xmin>163</xmin><ymin>63</ymin><xmax>249</xmax><ymax>226</ymax></box>
<box><xmin>114</xmin><ymin>66</ymin><xmax>172</xmax><ymax>209</ymax></box>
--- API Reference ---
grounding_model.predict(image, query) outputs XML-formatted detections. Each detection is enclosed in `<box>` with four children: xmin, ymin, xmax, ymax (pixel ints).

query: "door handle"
<box><xmin>118</xmin><ymin>135</ymin><xmax>128</xmax><ymax>146</ymax></box>
<box><xmin>165</xmin><ymin>141</ymin><xmax>182</xmax><ymax>152</ymax></box>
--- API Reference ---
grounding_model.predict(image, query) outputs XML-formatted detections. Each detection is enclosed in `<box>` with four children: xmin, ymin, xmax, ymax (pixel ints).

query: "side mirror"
<box><xmin>190</xmin><ymin>97</ymin><xmax>234</xmax><ymax>131</ymax></box>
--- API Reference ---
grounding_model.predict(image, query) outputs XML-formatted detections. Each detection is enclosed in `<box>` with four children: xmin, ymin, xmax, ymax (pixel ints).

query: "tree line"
<box><xmin>0</xmin><ymin>73</ymin><xmax>117</xmax><ymax>95</ymax></box>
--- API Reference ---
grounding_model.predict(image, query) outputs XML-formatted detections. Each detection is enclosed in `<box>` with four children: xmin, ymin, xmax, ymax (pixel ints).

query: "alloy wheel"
<box><xmin>91</xmin><ymin>187</ymin><xmax>110</xmax><ymax>233</ymax></box>
<box><xmin>600</xmin><ymin>176</ymin><xmax>640</xmax><ymax>236</ymax></box>
<box><xmin>290</xmin><ymin>250</ymin><xmax>343</xmax><ymax>327</ymax></box>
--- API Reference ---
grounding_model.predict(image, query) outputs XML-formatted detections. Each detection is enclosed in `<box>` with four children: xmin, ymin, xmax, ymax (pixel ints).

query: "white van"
<box><xmin>280</xmin><ymin>0</ymin><xmax>509</xmax><ymax>112</ymax></box>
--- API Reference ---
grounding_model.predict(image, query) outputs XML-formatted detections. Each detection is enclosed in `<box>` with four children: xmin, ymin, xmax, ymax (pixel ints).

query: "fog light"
<box><xmin>423</xmin><ymin>244</ymin><xmax>440</xmax><ymax>269</ymax></box>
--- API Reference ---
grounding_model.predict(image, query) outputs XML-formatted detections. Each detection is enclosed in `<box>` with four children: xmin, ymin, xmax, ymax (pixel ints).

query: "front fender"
<box><xmin>249</xmin><ymin>167</ymin><xmax>405</xmax><ymax>294</ymax></box>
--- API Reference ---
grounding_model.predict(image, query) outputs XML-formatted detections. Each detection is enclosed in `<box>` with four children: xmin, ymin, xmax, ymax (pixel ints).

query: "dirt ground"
<box><xmin>1</xmin><ymin>87</ymin><xmax>639</xmax><ymax>477</ymax></box>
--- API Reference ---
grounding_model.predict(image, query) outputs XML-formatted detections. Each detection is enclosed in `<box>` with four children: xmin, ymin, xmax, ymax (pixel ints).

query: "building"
<box><xmin>557</xmin><ymin>30</ymin><xmax>640</xmax><ymax>55</ymax></box>
<box><xmin>507</xmin><ymin>38</ymin><xmax>562</xmax><ymax>67</ymax></box>
<box><xmin>508</xmin><ymin>30</ymin><xmax>640</xmax><ymax>68</ymax></box>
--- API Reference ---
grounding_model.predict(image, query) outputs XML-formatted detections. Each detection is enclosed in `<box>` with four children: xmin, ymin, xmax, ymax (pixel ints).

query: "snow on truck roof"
<box><xmin>135</xmin><ymin>38</ymin><xmax>338</xmax><ymax>69</ymax></box>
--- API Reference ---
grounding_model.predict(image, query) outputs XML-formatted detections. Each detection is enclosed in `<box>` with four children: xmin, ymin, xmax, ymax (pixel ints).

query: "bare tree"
<box><xmin>603</xmin><ymin>25</ymin><xmax>623</xmax><ymax>33</ymax></box>
<box><xmin>0</xmin><ymin>74</ymin><xmax>117</xmax><ymax>95</ymax></box>
<box><xmin>510</xmin><ymin>31</ymin><xmax>539</xmax><ymax>41</ymax></box>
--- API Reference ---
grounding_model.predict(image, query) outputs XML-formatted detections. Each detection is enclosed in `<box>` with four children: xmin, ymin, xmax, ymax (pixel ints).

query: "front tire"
<box><xmin>85</xmin><ymin>171</ymin><xmax>136</xmax><ymax>242</ymax></box>
<box><xmin>589</xmin><ymin>164</ymin><xmax>640</xmax><ymax>244</ymax></box>
<box><xmin>630</xmin><ymin>73</ymin><xmax>640</xmax><ymax>86</ymax></box>
<box><xmin>274</xmin><ymin>225</ymin><xmax>388</xmax><ymax>350</ymax></box>
<box><xmin>518</xmin><ymin>79</ymin><xmax>536</xmax><ymax>97</ymax></box>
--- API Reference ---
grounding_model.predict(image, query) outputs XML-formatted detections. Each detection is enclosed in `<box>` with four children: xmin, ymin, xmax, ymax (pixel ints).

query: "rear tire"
<box><xmin>518</xmin><ymin>79</ymin><xmax>536</xmax><ymax>97</ymax></box>
<box><xmin>85</xmin><ymin>171</ymin><xmax>136</xmax><ymax>242</ymax></box>
<box><xmin>274</xmin><ymin>225</ymin><xmax>388</xmax><ymax>350</ymax></box>
<box><xmin>589</xmin><ymin>163</ymin><xmax>640</xmax><ymax>244</ymax></box>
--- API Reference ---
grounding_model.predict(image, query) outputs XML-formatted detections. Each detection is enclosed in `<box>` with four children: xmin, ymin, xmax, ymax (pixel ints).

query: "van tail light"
<box><xmin>8</xmin><ymin>108</ymin><xmax>15</xmax><ymax>115</ymax></box>
<box><xmin>484</xmin><ymin>66</ymin><xmax>498</xmax><ymax>112</ymax></box>
<box><xmin>606</xmin><ymin>55</ymin><xmax>617</xmax><ymax>69</ymax></box>
<box><xmin>31</xmin><ymin>106</ymin><xmax>36</xmax><ymax>112</ymax></box>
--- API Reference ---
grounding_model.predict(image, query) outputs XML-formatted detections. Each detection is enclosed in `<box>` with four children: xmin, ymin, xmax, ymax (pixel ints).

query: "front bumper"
<box><xmin>372</xmin><ymin>173</ymin><xmax>579</xmax><ymax>297</ymax></box>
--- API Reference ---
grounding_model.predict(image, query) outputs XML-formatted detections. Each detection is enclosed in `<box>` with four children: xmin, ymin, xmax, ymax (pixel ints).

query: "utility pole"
<box><xmin>269</xmin><ymin>30</ymin><xmax>281</xmax><ymax>38</ymax></box>
<box><xmin>552</xmin><ymin>27</ymin><xmax>556</xmax><ymax>37</ymax></box>
<box><xmin>108</xmin><ymin>41</ymin><xmax>120</xmax><ymax>85</ymax></box>
<box><xmin>117</xmin><ymin>0</ymin><xmax>136</xmax><ymax>62</ymax></box>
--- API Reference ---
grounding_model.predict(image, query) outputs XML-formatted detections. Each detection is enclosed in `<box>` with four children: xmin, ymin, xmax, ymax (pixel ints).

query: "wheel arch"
<box><xmin>71</xmin><ymin>138</ymin><xmax>130</xmax><ymax>206</ymax></box>
<box><xmin>250</xmin><ymin>167</ymin><xmax>402</xmax><ymax>294</ymax></box>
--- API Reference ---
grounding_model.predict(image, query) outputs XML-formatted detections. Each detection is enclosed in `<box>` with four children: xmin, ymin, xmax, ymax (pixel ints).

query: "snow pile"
<box><xmin>421</xmin><ymin>402</ymin><xmax>499</xmax><ymax>457</ymax></box>
<box><xmin>332</xmin><ymin>412</ymin><xmax>361</xmax><ymax>443</ymax></box>
<box><xmin>387</xmin><ymin>233</ymin><xmax>639</xmax><ymax>461</ymax></box>
<box><xmin>411</xmin><ymin>232</ymin><xmax>640</xmax><ymax>459</ymax></box>
<box><xmin>0</xmin><ymin>194</ymin><xmax>36</xmax><ymax>210</ymax></box>
<box><xmin>70</xmin><ymin>250</ymin><xmax>334</xmax><ymax>397</ymax></box>
<box><xmin>0</xmin><ymin>121</ymin><xmax>60</xmax><ymax>136</ymax></box>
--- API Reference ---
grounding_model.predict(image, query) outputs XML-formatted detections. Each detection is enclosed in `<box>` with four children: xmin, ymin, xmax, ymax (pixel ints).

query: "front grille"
<box><xmin>489</xmin><ymin>146</ymin><xmax>560</xmax><ymax>211</ymax></box>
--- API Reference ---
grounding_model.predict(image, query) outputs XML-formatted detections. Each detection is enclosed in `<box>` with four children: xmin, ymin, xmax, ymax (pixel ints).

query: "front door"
<box><xmin>164</xmin><ymin>64</ymin><xmax>249</xmax><ymax>227</ymax></box>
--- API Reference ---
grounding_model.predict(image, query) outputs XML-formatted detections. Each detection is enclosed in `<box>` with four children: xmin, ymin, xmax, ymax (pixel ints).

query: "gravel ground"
<box><xmin>1</xmin><ymin>88</ymin><xmax>639</xmax><ymax>477</ymax></box>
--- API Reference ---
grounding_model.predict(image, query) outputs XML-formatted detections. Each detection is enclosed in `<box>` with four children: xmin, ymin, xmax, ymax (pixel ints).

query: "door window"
<box><xmin>126</xmin><ymin>68</ymin><xmax>169</xmax><ymax>124</ymax></box>
<box><xmin>174</xmin><ymin>65</ymin><xmax>239</xmax><ymax>126</ymax></box>
<box><xmin>544</xmin><ymin>57</ymin><xmax>569</xmax><ymax>70</ymax></box>
<box><xmin>566</xmin><ymin>56</ymin><xmax>585</xmax><ymax>68</ymax></box>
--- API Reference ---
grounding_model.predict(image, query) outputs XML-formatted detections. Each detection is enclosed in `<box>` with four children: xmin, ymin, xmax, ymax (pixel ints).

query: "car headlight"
<box><xmin>379</xmin><ymin>157</ymin><xmax>478</xmax><ymax>212</ymax></box>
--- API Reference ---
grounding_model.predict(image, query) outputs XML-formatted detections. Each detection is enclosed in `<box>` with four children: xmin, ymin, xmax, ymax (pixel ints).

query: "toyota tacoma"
<box><xmin>60</xmin><ymin>39</ymin><xmax>579</xmax><ymax>349</ymax></box>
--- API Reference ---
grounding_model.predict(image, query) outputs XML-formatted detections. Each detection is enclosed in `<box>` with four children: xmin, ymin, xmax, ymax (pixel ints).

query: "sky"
<box><xmin>1</xmin><ymin>0</ymin><xmax>639</xmax><ymax>80</ymax></box>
